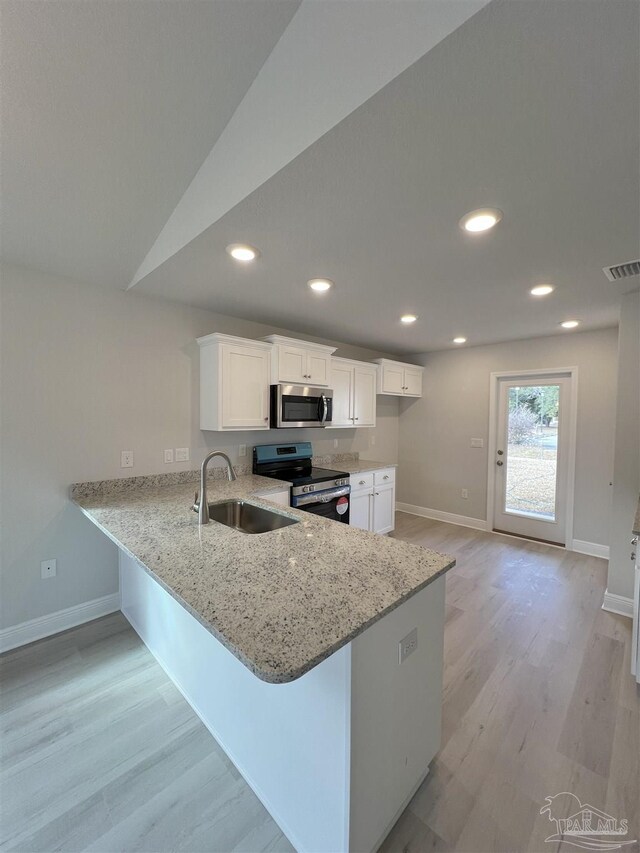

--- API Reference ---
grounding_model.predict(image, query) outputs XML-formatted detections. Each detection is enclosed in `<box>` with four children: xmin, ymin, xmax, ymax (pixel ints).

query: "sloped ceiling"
<box><xmin>2</xmin><ymin>0</ymin><xmax>638</xmax><ymax>353</ymax></box>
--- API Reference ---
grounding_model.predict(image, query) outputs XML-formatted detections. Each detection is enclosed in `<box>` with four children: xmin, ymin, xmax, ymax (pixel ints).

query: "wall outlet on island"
<box><xmin>399</xmin><ymin>627</ymin><xmax>418</xmax><ymax>664</ymax></box>
<box><xmin>41</xmin><ymin>559</ymin><xmax>57</xmax><ymax>579</ymax></box>
<box><xmin>120</xmin><ymin>450</ymin><xmax>134</xmax><ymax>468</ymax></box>
<box><xmin>175</xmin><ymin>448</ymin><xmax>189</xmax><ymax>462</ymax></box>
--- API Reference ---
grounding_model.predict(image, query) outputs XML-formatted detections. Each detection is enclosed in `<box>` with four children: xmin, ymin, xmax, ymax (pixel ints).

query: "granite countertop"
<box><xmin>634</xmin><ymin>495</ymin><xmax>640</xmax><ymax>536</ymax></box>
<box><xmin>71</xmin><ymin>473</ymin><xmax>454</xmax><ymax>684</ymax></box>
<box><xmin>332</xmin><ymin>460</ymin><xmax>398</xmax><ymax>475</ymax></box>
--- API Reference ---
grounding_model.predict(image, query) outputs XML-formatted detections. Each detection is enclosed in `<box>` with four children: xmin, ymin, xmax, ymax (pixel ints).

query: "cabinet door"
<box><xmin>307</xmin><ymin>351</ymin><xmax>331</xmax><ymax>386</ymax></box>
<box><xmin>353</xmin><ymin>367</ymin><xmax>376</xmax><ymax>427</ymax></box>
<box><xmin>277</xmin><ymin>346</ymin><xmax>309</xmax><ymax>383</ymax></box>
<box><xmin>403</xmin><ymin>367</ymin><xmax>423</xmax><ymax>397</ymax></box>
<box><xmin>350</xmin><ymin>489</ymin><xmax>372</xmax><ymax>531</ymax></box>
<box><xmin>221</xmin><ymin>344</ymin><xmax>270</xmax><ymax>429</ymax></box>
<box><xmin>330</xmin><ymin>363</ymin><xmax>354</xmax><ymax>427</ymax></box>
<box><xmin>380</xmin><ymin>363</ymin><xmax>405</xmax><ymax>395</ymax></box>
<box><xmin>372</xmin><ymin>483</ymin><xmax>395</xmax><ymax>534</ymax></box>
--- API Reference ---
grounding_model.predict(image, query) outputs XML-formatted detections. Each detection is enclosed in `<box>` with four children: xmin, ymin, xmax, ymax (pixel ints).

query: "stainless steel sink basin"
<box><xmin>206</xmin><ymin>500</ymin><xmax>299</xmax><ymax>534</ymax></box>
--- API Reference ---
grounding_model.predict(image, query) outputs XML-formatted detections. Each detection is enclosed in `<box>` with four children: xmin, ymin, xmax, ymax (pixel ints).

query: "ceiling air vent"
<box><xmin>602</xmin><ymin>259</ymin><xmax>640</xmax><ymax>282</ymax></box>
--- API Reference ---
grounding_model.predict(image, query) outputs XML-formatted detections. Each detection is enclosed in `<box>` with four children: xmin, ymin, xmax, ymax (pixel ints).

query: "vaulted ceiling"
<box><xmin>2</xmin><ymin>0</ymin><xmax>638</xmax><ymax>353</ymax></box>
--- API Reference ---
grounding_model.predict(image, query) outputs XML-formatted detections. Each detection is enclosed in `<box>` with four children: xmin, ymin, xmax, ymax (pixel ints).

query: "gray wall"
<box><xmin>607</xmin><ymin>291</ymin><xmax>640</xmax><ymax>600</ymax></box>
<box><xmin>397</xmin><ymin>328</ymin><xmax>619</xmax><ymax>547</ymax></box>
<box><xmin>1</xmin><ymin>263</ymin><xmax>399</xmax><ymax>628</ymax></box>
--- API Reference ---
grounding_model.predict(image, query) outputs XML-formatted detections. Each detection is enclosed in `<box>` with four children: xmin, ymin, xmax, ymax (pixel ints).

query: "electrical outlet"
<box><xmin>461</xmin><ymin>488</ymin><xmax>469</xmax><ymax>499</ymax></box>
<box><xmin>399</xmin><ymin>627</ymin><xmax>418</xmax><ymax>664</ymax></box>
<box><xmin>333</xmin><ymin>439</ymin><xmax>338</xmax><ymax>449</ymax></box>
<box><xmin>120</xmin><ymin>450</ymin><xmax>134</xmax><ymax>468</ymax></box>
<box><xmin>175</xmin><ymin>447</ymin><xmax>189</xmax><ymax>462</ymax></box>
<box><xmin>238</xmin><ymin>444</ymin><xmax>246</xmax><ymax>457</ymax></box>
<box><xmin>41</xmin><ymin>559</ymin><xmax>57</xmax><ymax>579</ymax></box>
<box><xmin>470</xmin><ymin>438</ymin><xmax>484</xmax><ymax>448</ymax></box>
<box><xmin>371</xmin><ymin>435</ymin><xmax>376</xmax><ymax>446</ymax></box>
<box><xmin>164</xmin><ymin>449</ymin><xmax>174</xmax><ymax>464</ymax></box>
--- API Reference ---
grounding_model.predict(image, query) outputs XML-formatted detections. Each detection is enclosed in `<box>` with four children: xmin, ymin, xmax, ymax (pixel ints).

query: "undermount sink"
<box><xmin>207</xmin><ymin>500</ymin><xmax>299</xmax><ymax>534</ymax></box>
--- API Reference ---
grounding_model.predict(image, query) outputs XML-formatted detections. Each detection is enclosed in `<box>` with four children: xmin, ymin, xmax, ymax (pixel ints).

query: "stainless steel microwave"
<box><xmin>270</xmin><ymin>384</ymin><xmax>333</xmax><ymax>428</ymax></box>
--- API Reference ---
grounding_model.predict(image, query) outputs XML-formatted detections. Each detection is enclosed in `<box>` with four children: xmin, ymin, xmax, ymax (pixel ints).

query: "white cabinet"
<box><xmin>373</xmin><ymin>359</ymin><xmax>424</xmax><ymax>397</ymax></box>
<box><xmin>198</xmin><ymin>333</ymin><xmax>271</xmax><ymax>431</ymax></box>
<box><xmin>349</xmin><ymin>489</ymin><xmax>373</xmax><ymax>531</ymax></box>
<box><xmin>349</xmin><ymin>468</ymin><xmax>396</xmax><ymax>534</ymax></box>
<box><xmin>329</xmin><ymin>358</ymin><xmax>377</xmax><ymax>428</ymax></box>
<box><xmin>262</xmin><ymin>335</ymin><xmax>335</xmax><ymax>387</ymax></box>
<box><xmin>254</xmin><ymin>490</ymin><xmax>290</xmax><ymax>507</ymax></box>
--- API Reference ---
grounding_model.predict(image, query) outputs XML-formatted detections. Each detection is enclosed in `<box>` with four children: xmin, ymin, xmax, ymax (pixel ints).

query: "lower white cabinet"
<box><xmin>254</xmin><ymin>490</ymin><xmax>290</xmax><ymax>507</ymax></box>
<box><xmin>349</xmin><ymin>468</ymin><xmax>396</xmax><ymax>534</ymax></box>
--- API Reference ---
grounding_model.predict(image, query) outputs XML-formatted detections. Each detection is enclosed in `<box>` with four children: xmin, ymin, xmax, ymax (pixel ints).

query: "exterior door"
<box><xmin>493</xmin><ymin>376</ymin><xmax>571</xmax><ymax>544</ymax></box>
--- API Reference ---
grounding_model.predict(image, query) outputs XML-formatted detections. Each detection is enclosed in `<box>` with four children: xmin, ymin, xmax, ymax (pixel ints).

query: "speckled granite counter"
<box><xmin>71</xmin><ymin>473</ymin><xmax>454</xmax><ymax>683</ymax></box>
<box><xmin>634</xmin><ymin>496</ymin><xmax>640</xmax><ymax>536</ymax></box>
<box><xmin>331</xmin><ymin>459</ymin><xmax>397</xmax><ymax>475</ymax></box>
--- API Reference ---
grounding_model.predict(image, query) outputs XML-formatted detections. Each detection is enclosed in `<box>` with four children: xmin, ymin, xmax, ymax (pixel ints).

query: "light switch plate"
<box><xmin>175</xmin><ymin>448</ymin><xmax>189</xmax><ymax>462</ymax></box>
<box><xmin>470</xmin><ymin>438</ymin><xmax>484</xmax><ymax>448</ymax></box>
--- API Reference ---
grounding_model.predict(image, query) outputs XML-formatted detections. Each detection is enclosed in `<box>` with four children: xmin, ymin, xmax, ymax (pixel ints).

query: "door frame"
<box><xmin>486</xmin><ymin>367</ymin><xmax>579</xmax><ymax>548</ymax></box>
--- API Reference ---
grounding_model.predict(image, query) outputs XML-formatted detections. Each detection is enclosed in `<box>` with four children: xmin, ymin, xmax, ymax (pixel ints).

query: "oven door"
<box><xmin>272</xmin><ymin>385</ymin><xmax>333</xmax><ymax>428</ymax></box>
<box><xmin>291</xmin><ymin>485</ymin><xmax>350</xmax><ymax>523</ymax></box>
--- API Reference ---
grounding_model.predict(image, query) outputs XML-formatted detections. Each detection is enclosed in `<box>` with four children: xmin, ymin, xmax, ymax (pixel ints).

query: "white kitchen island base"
<box><xmin>120</xmin><ymin>550</ymin><xmax>445</xmax><ymax>853</ymax></box>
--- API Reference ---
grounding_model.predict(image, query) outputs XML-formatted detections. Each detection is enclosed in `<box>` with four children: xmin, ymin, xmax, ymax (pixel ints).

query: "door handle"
<box><xmin>496</xmin><ymin>460</ymin><xmax>504</xmax><ymax>466</ymax></box>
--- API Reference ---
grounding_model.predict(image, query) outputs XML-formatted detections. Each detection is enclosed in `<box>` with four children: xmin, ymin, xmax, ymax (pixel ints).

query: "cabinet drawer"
<box><xmin>374</xmin><ymin>468</ymin><xmax>395</xmax><ymax>486</ymax></box>
<box><xmin>350</xmin><ymin>472</ymin><xmax>374</xmax><ymax>490</ymax></box>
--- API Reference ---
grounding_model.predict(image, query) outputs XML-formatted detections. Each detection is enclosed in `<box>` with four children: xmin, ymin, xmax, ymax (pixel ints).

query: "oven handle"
<box><xmin>293</xmin><ymin>485</ymin><xmax>350</xmax><ymax>507</ymax></box>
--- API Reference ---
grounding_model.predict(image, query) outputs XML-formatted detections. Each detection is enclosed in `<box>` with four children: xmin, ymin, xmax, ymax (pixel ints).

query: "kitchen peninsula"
<box><xmin>72</xmin><ymin>471</ymin><xmax>455</xmax><ymax>853</ymax></box>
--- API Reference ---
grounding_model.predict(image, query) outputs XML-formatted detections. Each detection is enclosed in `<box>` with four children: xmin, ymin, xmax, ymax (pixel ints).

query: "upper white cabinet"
<box><xmin>373</xmin><ymin>359</ymin><xmax>424</xmax><ymax>397</ymax></box>
<box><xmin>262</xmin><ymin>335</ymin><xmax>335</xmax><ymax>387</ymax></box>
<box><xmin>329</xmin><ymin>358</ymin><xmax>377</xmax><ymax>428</ymax></box>
<box><xmin>198</xmin><ymin>333</ymin><xmax>271</xmax><ymax>431</ymax></box>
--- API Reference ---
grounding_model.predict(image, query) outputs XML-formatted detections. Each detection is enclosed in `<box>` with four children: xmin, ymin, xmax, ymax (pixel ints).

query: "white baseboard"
<box><xmin>0</xmin><ymin>593</ymin><xmax>121</xmax><ymax>653</ymax></box>
<box><xmin>602</xmin><ymin>589</ymin><xmax>634</xmax><ymax>619</ymax></box>
<box><xmin>395</xmin><ymin>502</ymin><xmax>488</xmax><ymax>532</ymax></box>
<box><xmin>572</xmin><ymin>540</ymin><xmax>610</xmax><ymax>560</ymax></box>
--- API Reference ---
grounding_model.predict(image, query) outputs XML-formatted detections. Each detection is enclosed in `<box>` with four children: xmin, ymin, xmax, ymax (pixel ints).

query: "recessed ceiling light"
<box><xmin>400</xmin><ymin>314</ymin><xmax>417</xmax><ymax>324</ymax></box>
<box><xmin>459</xmin><ymin>208</ymin><xmax>503</xmax><ymax>233</ymax></box>
<box><xmin>453</xmin><ymin>336</ymin><xmax>467</xmax><ymax>344</ymax></box>
<box><xmin>560</xmin><ymin>319</ymin><xmax>580</xmax><ymax>329</ymax></box>
<box><xmin>308</xmin><ymin>278</ymin><xmax>333</xmax><ymax>293</ymax></box>
<box><xmin>226</xmin><ymin>243</ymin><xmax>259</xmax><ymax>262</ymax></box>
<box><xmin>530</xmin><ymin>284</ymin><xmax>555</xmax><ymax>297</ymax></box>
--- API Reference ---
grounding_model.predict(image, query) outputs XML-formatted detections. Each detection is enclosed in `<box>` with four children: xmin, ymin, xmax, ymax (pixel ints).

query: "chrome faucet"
<box><xmin>193</xmin><ymin>450</ymin><xmax>237</xmax><ymax>524</ymax></box>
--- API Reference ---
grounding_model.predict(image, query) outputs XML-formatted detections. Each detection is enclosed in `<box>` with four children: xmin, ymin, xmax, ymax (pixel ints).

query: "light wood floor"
<box><xmin>1</xmin><ymin>513</ymin><xmax>638</xmax><ymax>852</ymax></box>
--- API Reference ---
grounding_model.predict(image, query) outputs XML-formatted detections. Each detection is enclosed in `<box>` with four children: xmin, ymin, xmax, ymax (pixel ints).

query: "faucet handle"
<box><xmin>193</xmin><ymin>490</ymin><xmax>199</xmax><ymax>512</ymax></box>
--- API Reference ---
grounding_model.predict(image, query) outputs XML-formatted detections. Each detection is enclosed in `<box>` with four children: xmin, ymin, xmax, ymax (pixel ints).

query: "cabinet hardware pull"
<box><xmin>383</xmin><ymin>475</ymin><xmax>389</xmax><ymax>480</ymax></box>
<box><xmin>359</xmin><ymin>480</ymin><xmax>366</xmax><ymax>485</ymax></box>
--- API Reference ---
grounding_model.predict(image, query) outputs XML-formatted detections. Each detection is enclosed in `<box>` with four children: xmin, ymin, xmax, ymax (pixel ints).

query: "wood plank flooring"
<box><xmin>1</xmin><ymin>512</ymin><xmax>638</xmax><ymax>852</ymax></box>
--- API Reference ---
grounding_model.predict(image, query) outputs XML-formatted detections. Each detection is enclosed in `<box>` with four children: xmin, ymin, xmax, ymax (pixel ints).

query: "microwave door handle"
<box><xmin>320</xmin><ymin>395</ymin><xmax>328</xmax><ymax>423</ymax></box>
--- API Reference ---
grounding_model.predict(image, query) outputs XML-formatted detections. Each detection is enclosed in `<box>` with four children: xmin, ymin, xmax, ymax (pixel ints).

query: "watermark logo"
<box><xmin>540</xmin><ymin>792</ymin><xmax>636</xmax><ymax>850</ymax></box>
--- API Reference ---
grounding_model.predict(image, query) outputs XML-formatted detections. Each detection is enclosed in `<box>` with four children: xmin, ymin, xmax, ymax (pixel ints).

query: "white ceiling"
<box><xmin>0</xmin><ymin>0</ymin><xmax>299</xmax><ymax>287</ymax></box>
<box><xmin>133</xmin><ymin>0</ymin><xmax>640</xmax><ymax>353</ymax></box>
<box><xmin>3</xmin><ymin>0</ymin><xmax>639</xmax><ymax>354</ymax></box>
